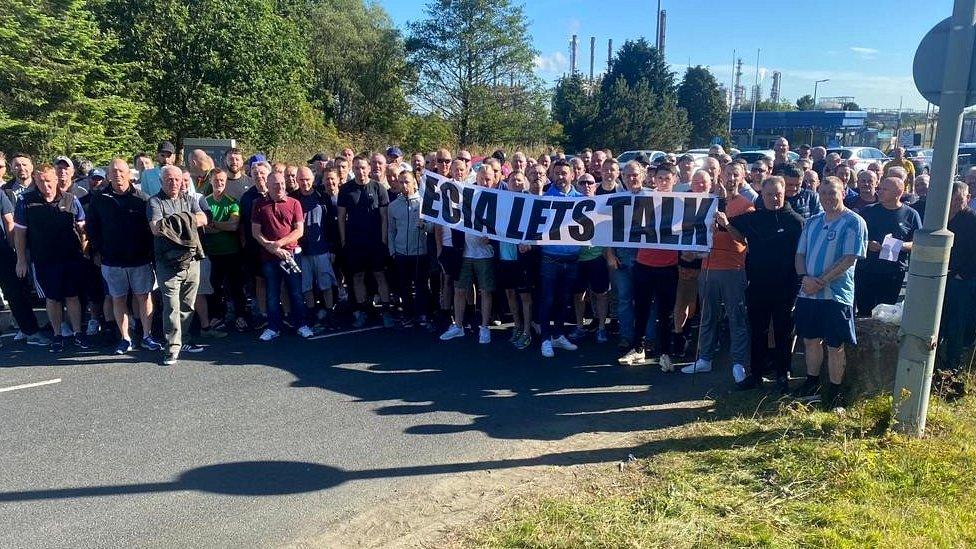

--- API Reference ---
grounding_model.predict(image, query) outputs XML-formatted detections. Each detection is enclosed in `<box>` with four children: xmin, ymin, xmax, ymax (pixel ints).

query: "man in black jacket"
<box><xmin>720</xmin><ymin>176</ymin><xmax>805</xmax><ymax>392</ymax></box>
<box><xmin>88</xmin><ymin>159</ymin><xmax>162</xmax><ymax>355</ymax></box>
<box><xmin>940</xmin><ymin>181</ymin><xmax>976</xmax><ymax>377</ymax></box>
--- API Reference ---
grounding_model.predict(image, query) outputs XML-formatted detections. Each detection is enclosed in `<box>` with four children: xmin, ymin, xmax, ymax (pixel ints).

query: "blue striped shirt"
<box><xmin>796</xmin><ymin>209</ymin><xmax>867</xmax><ymax>305</ymax></box>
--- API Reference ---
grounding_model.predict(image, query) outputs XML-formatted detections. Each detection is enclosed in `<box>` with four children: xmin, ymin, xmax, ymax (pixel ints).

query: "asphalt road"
<box><xmin>0</xmin><ymin>324</ymin><xmax>729</xmax><ymax>548</ymax></box>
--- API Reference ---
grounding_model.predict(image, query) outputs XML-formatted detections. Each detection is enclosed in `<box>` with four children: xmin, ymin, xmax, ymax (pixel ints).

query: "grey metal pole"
<box><xmin>728</xmin><ymin>48</ymin><xmax>736</xmax><ymax>140</ymax></box>
<box><xmin>750</xmin><ymin>49</ymin><xmax>760</xmax><ymax>146</ymax></box>
<box><xmin>893</xmin><ymin>0</ymin><xmax>976</xmax><ymax>436</ymax></box>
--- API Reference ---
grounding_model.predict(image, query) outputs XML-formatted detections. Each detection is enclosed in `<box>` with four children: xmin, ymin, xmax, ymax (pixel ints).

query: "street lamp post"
<box><xmin>813</xmin><ymin>78</ymin><xmax>829</xmax><ymax>107</ymax></box>
<box><xmin>811</xmin><ymin>79</ymin><xmax>829</xmax><ymax>145</ymax></box>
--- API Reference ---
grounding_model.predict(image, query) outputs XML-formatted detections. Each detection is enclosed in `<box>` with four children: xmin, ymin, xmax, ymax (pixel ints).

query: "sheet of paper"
<box><xmin>879</xmin><ymin>233</ymin><xmax>903</xmax><ymax>262</ymax></box>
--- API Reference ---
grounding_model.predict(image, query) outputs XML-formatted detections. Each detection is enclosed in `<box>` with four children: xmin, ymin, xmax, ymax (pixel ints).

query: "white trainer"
<box><xmin>478</xmin><ymin>326</ymin><xmax>491</xmax><ymax>344</ymax></box>
<box><xmin>551</xmin><ymin>335</ymin><xmax>578</xmax><ymax>351</ymax></box>
<box><xmin>541</xmin><ymin>339</ymin><xmax>555</xmax><ymax>357</ymax></box>
<box><xmin>732</xmin><ymin>363</ymin><xmax>747</xmax><ymax>383</ymax></box>
<box><xmin>297</xmin><ymin>325</ymin><xmax>314</xmax><ymax>339</ymax></box>
<box><xmin>618</xmin><ymin>348</ymin><xmax>646</xmax><ymax>366</ymax></box>
<box><xmin>439</xmin><ymin>324</ymin><xmax>465</xmax><ymax>341</ymax></box>
<box><xmin>680</xmin><ymin>359</ymin><xmax>712</xmax><ymax>374</ymax></box>
<box><xmin>659</xmin><ymin>353</ymin><xmax>674</xmax><ymax>372</ymax></box>
<box><xmin>259</xmin><ymin>328</ymin><xmax>279</xmax><ymax>342</ymax></box>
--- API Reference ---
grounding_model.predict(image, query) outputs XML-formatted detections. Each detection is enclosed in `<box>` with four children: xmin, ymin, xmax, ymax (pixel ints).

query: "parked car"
<box><xmin>677</xmin><ymin>151</ymin><xmax>709</xmax><ymax>168</ymax></box>
<box><xmin>905</xmin><ymin>147</ymin><xmax>932</xmax><ymax>174</ymax></box>
<box><xmin>732</xmin><ymin>149</ymin><xmax>799</xmax><ymax>169</ymax></box>
<box><xmin>826</xmin><ymin>146</ymin><xmax>889</xmax><ymax>173</ymax></box>
<box><xmin>617</xmin><ymin>150</ymin><xmax>666</xmax><ymax>165</ymax></box>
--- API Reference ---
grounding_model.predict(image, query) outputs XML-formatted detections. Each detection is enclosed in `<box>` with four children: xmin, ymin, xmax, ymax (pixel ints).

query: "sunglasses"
<box><xmin>437</xmin><ymin>158</ymin><xmax>452</xmax><ymax>164</ymax></box>
<box><xmin>458</xmin><ymin>158</ymin><xmax>471</xmax><ymax>162</ymax></box>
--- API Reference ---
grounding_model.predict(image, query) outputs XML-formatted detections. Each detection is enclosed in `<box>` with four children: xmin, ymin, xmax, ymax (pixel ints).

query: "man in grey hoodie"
<box><xmin>388</xmin><ymin>171</ymin><xmax>431</xmax><ymax>327</ymax></box>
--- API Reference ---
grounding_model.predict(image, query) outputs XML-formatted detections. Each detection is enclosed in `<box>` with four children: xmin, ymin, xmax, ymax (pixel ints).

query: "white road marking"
<box><xmin>0</xmin><ymin>378</ymin><xmax>62</xmax><ymax>394</ymax></box>
<box><xmin>307</xmin><ymin>326</ymin><xmax>384</xmax><ymax>340</ymax></box>
<box><xmin>534</xmin><ymin>385</ymin><xmax>653</xmax><ymax>396</ymax></box>
<box><xmin>331</xmin><ymin>363</ymin><xmax>440</xmax><ymax>374</ymax></box>
<box><xmin>0</xmin><ymin>333</ymin><xmax>14</xmax><ymax>339</ymax></box>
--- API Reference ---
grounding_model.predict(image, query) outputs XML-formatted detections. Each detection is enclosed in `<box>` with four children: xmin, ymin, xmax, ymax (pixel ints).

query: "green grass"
<box><xmin>469</xmin><ymin>387</ymin><xmax>976</xmax><ymax>548</ymax></box>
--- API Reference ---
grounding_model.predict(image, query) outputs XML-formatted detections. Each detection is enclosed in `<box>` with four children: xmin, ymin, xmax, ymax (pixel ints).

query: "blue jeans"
<box><xmin>262</xmin><ymin>256</ymin><xmax>306</xmax><ymax>332</ymax></box>
<box><xmin>941</xmin><ymin>276</ymin><xmax>976</xmax><ymax>372</ymax></box>
<box><xmin>538</xmin><ymin>256</ymin><xmax>578</xmax><ymax>341</ymax></box>
<box><xmin>611</xmin><ymin>259</ymin><xmax>656</xmax><ymax>345</ymax></box>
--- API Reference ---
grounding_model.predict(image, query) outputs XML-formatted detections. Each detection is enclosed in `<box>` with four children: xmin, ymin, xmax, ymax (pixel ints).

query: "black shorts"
<box><xmin>438</xmin><ymin>246</ymin><xmax>463</xmax><ymax>281</ymax></box>
<box><xmin>343</xmin><ymin>240</ymin><xmax>388</xmax><ymax>278</ymax></box>
<box><xmin>498</xmin><ymin>257</ymin><xmax>535</xmax><ymax>292</ymax></box>
<box><xmin>33</xmin><ymin>259</ymin><xmax>83</xmax><ymax>302</ymax></box>
<box><xmin>573</xmin><ymin>255</ymin><xmax>611</xmax><ymax>294</ymax></box>
<box><xmin>794</xmin><ymin>297</ymin><xmax>857</xmax><ymax>348</ymax></box>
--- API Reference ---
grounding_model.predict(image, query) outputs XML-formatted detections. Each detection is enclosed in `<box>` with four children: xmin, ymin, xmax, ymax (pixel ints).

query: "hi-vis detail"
<box><xmin>420</xmin><ymin>171</ymin><xmax>718</xmax><ymax>251</ymax></box>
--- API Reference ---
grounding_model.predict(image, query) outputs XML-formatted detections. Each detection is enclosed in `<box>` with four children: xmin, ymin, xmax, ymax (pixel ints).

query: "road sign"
<box><xmin>898</xmin><ymin>128</ymin><xmax>915</xmax><ymax>147</ymax></box>
<box><xmin>913</xmin><ymin>16</ymin><xmax>976</xmax><ymax>106</ymax></box>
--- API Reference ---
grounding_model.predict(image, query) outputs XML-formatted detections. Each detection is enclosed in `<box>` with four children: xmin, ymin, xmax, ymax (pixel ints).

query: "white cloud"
<box><xmin>534</xmin><ymin>51</ymin><xmax>569</xmax><ymax>77</ymax></box>
<box><xmin>850</xmin><ymin>46</ymin><xmax>879</xmax><ymax>59</ymax></box>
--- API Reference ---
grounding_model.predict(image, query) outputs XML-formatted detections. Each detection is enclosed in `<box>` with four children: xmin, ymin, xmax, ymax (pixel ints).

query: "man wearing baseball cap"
<box><xmin>386</xmin><ymin>147</ymin><xmax>411</xmax><ymax>173</ymax></box>
<box><xmin>138</xmin><ymin>141</ymin><xmax>177</xmax><ymax>196</ymax></box>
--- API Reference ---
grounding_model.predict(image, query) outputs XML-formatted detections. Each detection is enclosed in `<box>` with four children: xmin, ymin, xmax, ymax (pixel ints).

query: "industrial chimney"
<box><xmin>570</xmin><ymin>34</ymin><xmax>578</xmax><ymax>75</ymax></box>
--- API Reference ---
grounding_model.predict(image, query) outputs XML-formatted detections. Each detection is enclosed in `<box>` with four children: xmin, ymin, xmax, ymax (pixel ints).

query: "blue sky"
<box><xmin>380</xmin><ymin>0</ymin><xmax>953</xmax><ymax>110</ymax></box>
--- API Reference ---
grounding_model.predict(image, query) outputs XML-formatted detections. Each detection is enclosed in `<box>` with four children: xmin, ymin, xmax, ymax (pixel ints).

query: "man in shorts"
<box><xmin>439</xmin><ymin>165</ymin><xmax>496</xmax><ymax>344</ymax></box>
<box><xmin>570</xmin><ymin>173</ymin><xmax>610</xmax><ymax>343</ymax></box>
<box><xmin>87</xmin><ymin>158</ymin><xmax>162</xmax><ymax>354</ymax></box>
<box><xmin>497</xmin><ymin>171</ymin><xmax>537</xmax><ymax>349</ymax></box>
<box><xmin>337</xmin><ymin>154</ymin><xmax>392</xmax><ymax>328</ymax></box>
<box><xmin>294</xmin><ymin>166</ymin><xmax>337</xmax><ymax>326</ymax></box>
<box><xmin>793</xmin><ymin>177</ymin><xmax>868</xmax><ymax>408</ymax></box>
<box><xmin>14</xmin><ymin>165</ymin><xmax>88</xmax><ymax>353</ymax></box>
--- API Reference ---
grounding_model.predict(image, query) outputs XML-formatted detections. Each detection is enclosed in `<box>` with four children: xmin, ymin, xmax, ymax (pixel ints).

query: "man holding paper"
<box><xmin>853</xmin><ymin>177</ymin><xmax>920</xmax><ymax>317</ymax></box>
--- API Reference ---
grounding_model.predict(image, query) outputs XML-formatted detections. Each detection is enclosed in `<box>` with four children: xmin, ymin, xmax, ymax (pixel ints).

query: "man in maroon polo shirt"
<box><xmin>251</xmin><ymin>172</ymin><xmax>312</xmax><ymax>341</ymax></box>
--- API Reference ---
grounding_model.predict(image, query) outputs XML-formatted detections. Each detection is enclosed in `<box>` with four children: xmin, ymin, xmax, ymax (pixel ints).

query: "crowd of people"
<box><xmin>0</xmin><ymin>138</ymin><xmax>969</xmax><ymax>406</ymax></box>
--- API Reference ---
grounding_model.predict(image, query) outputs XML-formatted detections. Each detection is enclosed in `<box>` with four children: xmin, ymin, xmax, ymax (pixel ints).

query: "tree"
<box><xmin>405</xmin><ymin>0</ymin><xmax>547</xmax><ymax>147</ymax></box>
<box><xmin>842</xmin><ymin>101</ymin><xmax>861</xmax><ymax>111</ymax></box>
<box><xmin>592</xmin><ymin>77</ymin><xmax>689</xmax><ymax>153</ymax></box>
<box><xmin>94</xmin><ymin>0</ymin><xmax>317</xmax><ymax>151</ymax></box>
<box><xmin>677</xmin><ymin>66</ymin><xmax>729</xmax><ymax>148</ymax></box>
<box><xmin>796</xmin><ymin>94</ymin><xmax>816</xmax><ymax>110</ymax></box>
<box><xmin>551</xmin><ymin>74</ymin><xmax>598</xmax><ymax>151</ymax></box>
<box><xmin>297</xmin><ymin>0</ymin><xmax>410</xmax><ymax>136</ymax></box>
<box><xmin>589</xmin><ymin>39</ymin><xmax>689</xmax><ymax>151</ymax></box>
<box><xmin>0</xmin><ymin>0</ymin><xmax>143</xmax><ymax>162</ymax></box>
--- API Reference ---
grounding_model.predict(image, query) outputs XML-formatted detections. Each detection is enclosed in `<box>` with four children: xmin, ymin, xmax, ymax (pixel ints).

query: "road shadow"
<box><xmin>2</xmin><ymin>323</ymin><xmax>778</xmax><ymax>441</ymax></box>
<box><xmin>0</xmin><ymin>426</ymin><xmax>783</xmax><ymax>502</ymax></box>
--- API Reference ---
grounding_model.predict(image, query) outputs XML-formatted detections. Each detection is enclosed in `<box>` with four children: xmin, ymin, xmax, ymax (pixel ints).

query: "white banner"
<box><xmin>419</xmin><ymin>171</ymin><xmax>718</xmax><ymax>251</ymax></box>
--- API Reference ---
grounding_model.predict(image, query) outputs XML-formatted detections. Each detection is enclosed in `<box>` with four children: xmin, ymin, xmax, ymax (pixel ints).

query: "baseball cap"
<box><xmin>157</xmin><ymin>141</ymin><xmax>176</xmax><ymax>154</ymax></box>
<box><xmin>677</xmin><ymin>154</ymin><xmax>694</xmax><ymax>163</ymax></box>
<box><xmin>90</xmin><ymin>168</ymin><xmax>106</xmax><ymax>179</ymax></box>
<box><xmin>247</xmin><ymin>153</ymin><xmax>267</xmax><ymax>168</ymax></box>
<box><xmin>308</xmin><ymin>152</ymin><xmax>329</xmax><ymax>163</ymax></box>
<box><xmin>385</xmin><ymin>146</ymin><xmax>404</xmax><ymax>158</ymax></box>
<box><xmin>54</xmin><ymin>155</ymin><xmax>74</xmax><ymax>168</ymax></box>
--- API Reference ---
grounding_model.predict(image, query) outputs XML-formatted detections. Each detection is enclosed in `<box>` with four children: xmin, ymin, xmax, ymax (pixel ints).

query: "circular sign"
<box><xmin>913</xmin><ymin>17</ymin><xmax>976</xmax><ymax>107</ymax></box>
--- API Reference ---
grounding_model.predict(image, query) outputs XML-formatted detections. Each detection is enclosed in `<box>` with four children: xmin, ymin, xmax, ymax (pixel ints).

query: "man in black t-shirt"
<box><xmin>940</xmin><ymin>181</ymin><xmax>976</xmax><ymax>377</ymax></box>
<box><xmin>0</xmin><ymin>190</ymin><xmax>47</xmax><ymax>346</ymax></box>
<box><xmin>853</xmin><ymin>177</ymin><xmax>921</xmax><ymax>317</ymax></box>
<box><xmin>14</xmin><ymin>165</ymin><xmax>88</xmax><ymax>353</ymax></box>
<box><xmin>337</xmin><ymin>154</ymin><xmax>391</xmax><ymax>328</ymax></box>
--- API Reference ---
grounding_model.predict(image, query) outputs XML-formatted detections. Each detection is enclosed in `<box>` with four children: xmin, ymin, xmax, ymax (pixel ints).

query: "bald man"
<box><xmin>853</xmin><ymin>177</ymin><xmax>921</xmax><ymax>317</ymax></box>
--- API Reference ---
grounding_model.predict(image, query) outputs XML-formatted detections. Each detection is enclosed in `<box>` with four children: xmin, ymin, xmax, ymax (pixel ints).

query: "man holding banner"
<box><xmin>537</xmin><ymin>160</ymin><xmax>583</xmax><ymax>358</ymax></box>
<box><xmin>418</xmin><ymin>152</ymin><xmax>718</xmax><ymax>357</ymax></box>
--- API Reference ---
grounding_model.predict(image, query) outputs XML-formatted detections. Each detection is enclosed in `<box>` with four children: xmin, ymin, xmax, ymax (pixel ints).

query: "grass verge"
<box><xmin>468</xmin><ymin>386</ymin><xmax>976</xmax><ymax>548</ymax></box>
